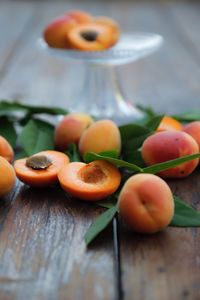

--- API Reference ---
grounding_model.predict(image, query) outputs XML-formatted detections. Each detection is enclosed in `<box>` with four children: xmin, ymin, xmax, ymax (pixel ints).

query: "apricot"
<box><xmin>141</xmin><ymin>131</ymin><xmax>199</xmax><ymax>178</ymax></box>
<box><xmin>118</xmin><ymin>174</ymin><xmax>174</xmax><ymax>233</ymax></box>
<box><xmin>14</xmin><ymin>150</ymin><xmax>69</xmax><ymax>187</ymax></box>
<box><xmin>78</xmin><ymin>119</ymin><xmax>121</xmax><ymax>157</ymax></box>
<box><xmin>67</xmin><ymin>23</ymin><xmax>115</xmax><ymax>51</ymax></box>
<box><xmin>157</xmin><ymin>116</ymin><xmax>183</xmax><ymax>132</ymax></box>
<box><xmin>58</xmin><ymin>160</ymin><xmax>121</xmax><ymax>201</ymax></box>
<box><xmin>54</xmin><ymin>113</ymin><xmax>94</xmax><ymax>151</ymax></box>
<box><xmin>0</xmin><ymin>156</ymin><xmax>16</xmax><ymax>197</ymax></box>
<box><xmin>43</xmin><ymin>15</ymin><xmax>75</xmax><ymax>49</ymax></box>
<box><xmin>0</xmin><ymin>136</ymin><xmax>14</xmax><ymax>163</ymax></box>
<box><xmin>183</xmin><ymin>121</ymin><xmax>200</xmax><ymax>150</ymax></box>
<box><xmin>94</xmin><ymin>16</ymin><xmax>120</xmax><ymax>46</ymax></box>
<box><xmin>43</xmin><ymin>10</ymin><xmax>93</xmax><ymax>49</ymax></box>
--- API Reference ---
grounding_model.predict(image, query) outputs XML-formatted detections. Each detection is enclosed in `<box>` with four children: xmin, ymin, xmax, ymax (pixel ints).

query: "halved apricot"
<box><xmin>58</xmin><ymin>160</ymin><xmax>121</xmax><ymax>201</ymax></box>
<box><xmin>157</xmin><ymin>116</ymin><xmax>183</xmax><ymax>132</ymax></box>
<box><xmin>67</xmin><ymin>23</ymin><xmax>114</xmax><ymax>51</ymax></box>
<box><xmin>14</xmin><ymin>150</ymin><xmax>70</xmax><ymax>187</ymax></box>
<box><xmin>94</xmin><ymin>16</ymin><xmax>120</xmax><ymax>46</ymax></box>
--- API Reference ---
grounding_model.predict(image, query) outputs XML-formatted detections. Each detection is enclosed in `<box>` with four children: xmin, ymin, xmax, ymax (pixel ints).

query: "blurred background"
<box><xmin>0</xmin><ymin>0</ymin><xmax>200</xmax><ymax>115</ymax></box>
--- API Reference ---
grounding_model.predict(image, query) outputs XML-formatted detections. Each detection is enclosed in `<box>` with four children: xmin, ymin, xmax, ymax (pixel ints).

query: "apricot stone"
<box><xmin>0</xmin><ymin>136</ymin><xmax>14</xmax><ymax>163</ymax></box>
<box><xmin>141</xmin><ymin>131</ymin><xmax>199</xmax><ymax>178</ymax></box>
<box><xmin>183</xmin><ymin>121</ymin><xmax>200</xmax><ymax>150</ymax></box>
<box><xmin>118</xmin><ymin>174</ymin><xmax>174</xmax><ymax>233</ymax></box>
<box><xmin>0</xmin><ymin>156</ymin><xmax>16</xmax><ymax>197</ymax></box>
<box><xmin>54</xmin><ymin>113</ymin><xmax>94</xmax><ymax>151</ymax></box>
<box><xmin>58</xmin><ymin>160</ymin><xmax>121</xmax><ymax>201</ymax></box>
<box><xmin>78</xmin><ymin>119</ymin><xmax>121</xmax><ymax>156</ymax></box>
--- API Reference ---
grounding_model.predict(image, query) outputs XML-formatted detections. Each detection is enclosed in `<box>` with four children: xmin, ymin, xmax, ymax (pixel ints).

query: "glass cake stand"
<box><xmin>38</xmin><ymin>33</ymin><xmax>163</xmax><ymax>124</ymax></box>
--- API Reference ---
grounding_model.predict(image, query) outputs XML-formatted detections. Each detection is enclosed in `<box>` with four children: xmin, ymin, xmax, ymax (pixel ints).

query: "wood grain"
<box><xmin>0</xmin><ymin>1</ymin><xmax>200</xmax><ymax>300</ymax></box>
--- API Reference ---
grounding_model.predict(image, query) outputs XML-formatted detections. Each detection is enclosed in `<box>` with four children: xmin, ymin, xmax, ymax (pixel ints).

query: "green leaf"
<box><xmin>173</xmin><ymin>111</ymin><xmax>200</xmax><ymax>122</ymax></box>
<box><xmin>97</xmin><ymin>193</ymin><xmax>118</xmax><ymax>209</ymax></box>
<box><xmin>143</xmin><ymin>153</ymin><xmax>200</xmax><ymax>174</ymax></box>
<box><xmin>170</xmin><ymin>196</ymin><xmax>200</xmax><ymax>227</ymax></box>
<box><xmin>84</xmin><ymin>152</ymin><xmax>143</xmax><ymax>172</ymax></box>
<box><xmin>144</xmin><ymin>114</ymin><xmax>164</xmax><ymax>131</ymax></box>
<box><xmin>0</xmin><ymin>100</ymin><xmax>68</xmax><ymax>116</ymax></box>
<box><xmin>122</xmin><ymin>149</ymin><xmax>145</xmax><ymax>167</ymax></box>
<box><xmin>85</xmin><ymin>206</ymin><xmax>117</xmax><ymax>246</ymax></box>
<box><xmin>19</xmin><ymin>119</ymin><xmax>54</xmax><ymax>156</ymax></box>
<box><xmin>66</xmin><ymin>143</ymin><xmax>81</xmax><ymax>162</ymax></box>
<box><xmin>0</xmin><ymin>117</ymin><xmax>17</xmax><ymax>147</ymax></box>
<box><xmin>98</xmin><ymin>150</ymin><xmax>119</xmax><ymax>159</ymax></box>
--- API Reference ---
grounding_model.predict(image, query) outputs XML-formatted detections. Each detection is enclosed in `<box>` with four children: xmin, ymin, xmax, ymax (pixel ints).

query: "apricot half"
<box><xmin>0</xmin><ymin>156</ymin><xmax>16</xmax><ymax>197</ymax></box>
<box><xmin>157</xmin><ymin>116</ymin><xmax>183</xmax><ymax>132</ymax></box>
<box><xmin>54</xmin><ymin>113</ymin><xmax>94</xmax><ymax>151</ymax></box>
<box><xmin>14</xmin><ymin>150</ymin><xmax>69</xmax><ymax>187</ymax></box>
<box><xmin>141</xmin><ymin>131</ymin><xmax>199</xmax><ymax>178</ymax></box>
<box><xmin>58</xmin><ymin>160</ymin><xmax>121</xmax><ymax>201</ymax></box>
<box><xmin>79</xmin><ymin>119</ymin><xmax>121</xmax><ymax>157</ymax></box>
<box><xmin>118</xmin><ymin>174</ymin><xmax>174</xmax><ymax>233</ymax></box>
<box><xmin>94</xmin><ymin>16</ymin><xmax>120</xmax><ymax>46</ymax></box>
<box><xmin>0</xmin><ymin>136</ymin><xmax>14</xmax><ymax>163</ymax></box>
<box><xmin>67</xmin><ymin>23</ymin><xmax>115</xmax><ymax>51</ymax></box>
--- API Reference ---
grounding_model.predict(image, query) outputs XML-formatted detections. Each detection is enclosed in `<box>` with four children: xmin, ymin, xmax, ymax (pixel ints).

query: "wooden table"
<box><xmin>0</xmin><ymin>1</ymin><xmax>200</xmax><ymax>299</ymax></box>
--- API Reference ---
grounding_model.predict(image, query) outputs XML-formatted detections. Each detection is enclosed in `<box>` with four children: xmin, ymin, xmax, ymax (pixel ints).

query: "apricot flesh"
<box><xmin>94</xmin><ymin>16</ymin><xmax>120</xmax><ymax>46</ymax></box>
<box><xmin>0</xmin><ymin>136</ymin><xmax>14</xmax><ymax>163</ymax></box>
<box><xmin>0</xmin><ymin>156</ymin><xmax>16</xmax><ymax>197</ymax></box>
<box><xmin>183</xmin><ymin>121</ymin><xmax>200</xmax><ymax>150</ymax></box>
<box><xmin>58</xmin><ymin>160</ymin><xmax>121</xmax><ymax>201</ymax></box>
<box><xmin>157</xmin><ymin>116</ymin><xmax>183</xmax><ymax>132</ymax></box>
<box><xmin>141</xmin><ymin>131</ymin><xmax>199</xmax><ymax>178</ymax></box>
<box><xmin>79</xmin><ymin>119</ymin><xmax>121</xmax><ymax>157</ymax></box>
<box><xmin>54</xmin><ymin>113</ymin><xmax>94</xmax><ymax>151</ymax></box>
<box><xmin>67</xmin><ymin>23</ymin><xmax>115</xmax><ymax>51</ymax></box>
<box><xmin>14</xmin><ymin>150</ymin><xmax>70</xmax><ymax>187</ymax></box>
<box><xmin>118</xmin><ymin>174</ymin><xmax>174</xmax><ymax>233</ymax></box>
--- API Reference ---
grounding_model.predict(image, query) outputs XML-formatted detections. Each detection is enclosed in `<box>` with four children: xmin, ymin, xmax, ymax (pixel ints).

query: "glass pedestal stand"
<box><xmin>39</xmin><ymin>33</ymin><xmax>163</xmax><ymax>124</ymax></box>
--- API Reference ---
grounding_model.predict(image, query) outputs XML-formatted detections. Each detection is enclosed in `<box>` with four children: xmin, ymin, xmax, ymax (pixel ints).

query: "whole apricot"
<box><xmin>0</xmin><ymin>136</ymin><xmax>14</xmax><ymax>163</ymax></box>
<box><xmin>157</xmin><ymin>116</ymin><xmax>183</xmax><ymax>132</ymax></box>
<box><xmin>118</xmin><ymin>174</ymin><xmax>174</xmax><ymax>233</ymax></box>
<box><xmin>54</xmin><ymin>113</ymin><xmax>94</xmax><ymax>151</ymax></box>
<box><xmin>43</xmin><ymin>15</ymin><xmax>76</xmax><ymax>48</ymax></box>
<box><xmin>58</xmin><ymin>160</ymin><xmax>121</xmax><ymax>201</ymax></box>
<box><xmin>79</xmin><ymin>119</ymin><xmax>121</xmax><ymax>157</ymax></box>
<box><xmin>183</xmin><ymin>121</ymin><xmax>200</xmax><ymax>150</ymax></box>
<box><xmin>141</xmin><ymin>131</ymin><xmax>199</xmax><ymax>178</ymax></box>
<box><xmin>0</xmin><ymin>156</ymin><xmax>16</xmax><ymax>197</ymax></box>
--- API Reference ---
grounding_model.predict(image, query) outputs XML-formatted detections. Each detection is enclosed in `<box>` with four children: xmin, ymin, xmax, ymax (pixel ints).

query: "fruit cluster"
<box><xmin>43</xmin><ymin>10</ymin><xmax>120</xmax><ymax>51</ymax></box>
<box><xmin>1</xmin><ymin>113</ymin><xmax>200</xmax><ymax>235</ymax></box>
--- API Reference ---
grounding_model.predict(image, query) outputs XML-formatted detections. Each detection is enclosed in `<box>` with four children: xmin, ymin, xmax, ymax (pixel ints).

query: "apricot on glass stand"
<box><xmin>39</xmin><ymin>33</ymin><xmax>163</xmax><ymax>124</ymax></box>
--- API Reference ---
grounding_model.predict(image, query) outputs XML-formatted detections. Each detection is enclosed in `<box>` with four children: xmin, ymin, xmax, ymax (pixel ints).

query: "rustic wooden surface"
<box><xmin>0</xmin><ymin>1</ymin><xmax>200</xmax><ymax>300</ymax></box>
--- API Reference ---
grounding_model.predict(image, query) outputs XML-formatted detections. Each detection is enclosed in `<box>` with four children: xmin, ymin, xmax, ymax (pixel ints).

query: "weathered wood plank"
<box><xmin>0</xmin><ymin>182</ymin><xmax>115</xmax><ymax>300</ymax></box>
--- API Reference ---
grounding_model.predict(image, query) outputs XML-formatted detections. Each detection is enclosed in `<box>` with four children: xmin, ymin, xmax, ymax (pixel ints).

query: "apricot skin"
<box><xmin>118</xmin><ymin>174</ymin><xmax>174</xmax><ymax>233</ymax></box>
<box><xmin>183</xmin><ymin>121</ymin><xmax>200</xmax><ymax>150</ymax></box>
<box><xmin>54</xmin><ymin>113</ymin><xmax>94</xmax><ymax>151</ymax></box>
<box><xmin>58</xmin><ymin>160</ymin><xmax>121</xmax><ymax>201</ymax></box>
<box><xmin>0</xmin><ymin>156</ymin><xmax>16</xmax><ymax>197</ymax></box>
<box><xmin>43</xmin><ymin>11</ymin><xmax>93</xmax><ymax>49</ymax></box>
<box><xmin>157</xmin><ymin>116</ymin><xmax>183</xmax><ymax>132</ymax></box>
<box><xmin>43</xmin><ymin>15</ymin><xmax>75</xmax><ymax>48</ymax></box>
<box><xmin>141</xmin><ymin>131</ymin><xmax>199</xmax><ymax>178</ymax></box>
<box><xmin>78</xmin><ymin>119</ymin><xmax>121</xmax><ymax>157</ymax></box>
<box><xmin>0</xmin><ymin>136</ymin><xmax>14</xmax><ymax>163</ymax></box>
